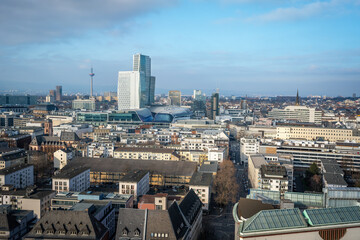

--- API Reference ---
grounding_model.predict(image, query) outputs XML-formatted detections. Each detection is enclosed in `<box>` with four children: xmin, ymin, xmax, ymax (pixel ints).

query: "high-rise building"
<box><xmin>49</xmin><ymin>90</ymin><xmax>55</xmax><ymax>97</ymax></box>
<box><xmin>55</xmin><ymin>86</ymin><xmax>62</xmax><ymax>101</ymax></box>
<box><xmin>210</xmin><ymin>92</ymin><xmax>219</xmax><ymax>120</ymax></box>
<box><xmin>133</xmin><ymin>53</ymin><xmax>156</xmax><ymax>105</ymax></box>
<box><xmin>117</xmin><ymin>71</ymin><xmax>146</xmax><ymax>110</ymax></box>
<box><xmin>168</xmin><ymin>90</ymin><xmax>181</xmax><ymax>106</ymax></box>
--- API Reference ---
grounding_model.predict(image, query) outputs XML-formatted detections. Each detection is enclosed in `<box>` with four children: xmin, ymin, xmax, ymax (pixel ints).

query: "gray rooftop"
<box><xmin>189</xmin><ymin>172</ymin><xmax>213</xmax><ymax>186</ymax></box>
<box><xmin>323</xmin><ymin>173</ymin><xmax>348</xmax><ymax>186</ymax></box>
<box><xmin>53</xmin><ymin>167</ymin><xmax>90</xmax><ymax>180</ymax></box>
<box><xmin>250</xmin><ymin>154</ymin><xmax>267</xmax><ymax>169</ymax></box>
<box><xmin>120</xmin><ymin>170</ymin><xmax>149</xmax><ymax>183</ymax></box>
<box><xmin>199</xmin><ymin>161</ymin><xmax>218</xmax><ymax>173</ymax></box>
<box><xmin>62</xmin><ymin>157</ymin><xmax>197</xmax><ymax>177</ymax></box>
<box><xmin>0</xmin><ymin>164</ymin><xmax>33</xmax><ymax>175</ymax></box>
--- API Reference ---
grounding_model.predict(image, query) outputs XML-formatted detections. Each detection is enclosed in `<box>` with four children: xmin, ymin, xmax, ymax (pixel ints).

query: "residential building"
<box><xmin>0</xmin><ymin>147</ymin><xmax>27</xmax><ymax>169</ymax></box>
<box><xmin>189</xmin><ymin>172</ymin><xmax>213</xmax><ymax>211</ymax></box>
<box><xmin>52</xmin><ymin>167</ymin><xmax>90</xmax><ymax>193</ymax></box>
<box><xmin>53</xmin><ymin>148</ymin><xmax>73</xmax><ymax>170</ymax></box>
<box><xmin>138</xmin><ymin>193</ymin><xmax>168</xmax><ymax>210</ymax></box>
<box><xmin>87</xmin><ymin>142</ymin><xmax>114</xmax><ymax>158</ymax></box>
<box><xmin>119</xmin><ymin>170</ymin><xmax>150</xmax><ymax>198</ymax></box>
<box><xmin>0</xmin><ymin>164</ymin><xmax>34</xmax><ymax>189</ymax></box>
<box><xmin>168</xmin><ymin>90</ymin><xmax>181</xmax><ymax>106</ymax></box>
<box><xmin>240</xmin><ymin>137</ymin><xmax>260</xmax><ymax>165</ymax></box>
<box><xmin>18</xmin><ymin>190</ymin><xmax>56</xmax><ymax>219</ymax></box>
<box><xmin>116</xmin><ymin>189</ymin><xmax>202</xmax><ymax>240</ymax></box>
<box><xmin>25</xmin><ymin>210</ymin><xmax>109</xmax><ymax>239</ymax></box>
<box><xmin>0</xmin><ymin>205</ymin><xmax>34</xmax><ymax>240</ymax></box>
<box><xmin>114</xmin><ymin>147</ymin><xmax>180</xmax><ymax>161</ymax></box>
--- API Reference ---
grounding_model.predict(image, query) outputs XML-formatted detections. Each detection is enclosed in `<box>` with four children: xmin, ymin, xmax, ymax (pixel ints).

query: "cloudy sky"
<box><xmin>0</xmin><ymin>0</ymin><xmax>359</xmax><ymax>96</ymax></box>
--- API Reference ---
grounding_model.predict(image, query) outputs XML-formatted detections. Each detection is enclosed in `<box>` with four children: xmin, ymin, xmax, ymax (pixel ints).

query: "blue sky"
<box><xmin>0</xmin><ymin>0</ymin><xmax>359</xmax><ymax>96</ymax></box>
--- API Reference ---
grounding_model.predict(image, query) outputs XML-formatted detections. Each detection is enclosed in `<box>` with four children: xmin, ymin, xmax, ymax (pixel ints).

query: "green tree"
<box><xmin>213</xmin><ymin>160</ymin><xmax>239</xmax><ymax>207</ymax></box>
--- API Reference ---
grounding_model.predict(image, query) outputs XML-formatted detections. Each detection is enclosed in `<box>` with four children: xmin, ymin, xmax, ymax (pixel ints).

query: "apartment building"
<box><xmin>189</xmin><ymin>172</ymin><xmax>213</xmax><ymax>211</ymax></box>
<box><xmin>114</xmin><ymin>147</ymin><xmax>180</xmax><ymax>161</ymax></box>
<box><xmin>0</xmin><ymin>148</ymin><xmax>27</xmax><ymax>169</ymax></box>
<box><xmin>0</xmin><ymin>164</ymin><xmax>34</xmax><ymax>189</ymax></box>
<box><xmin>240</xmin><ymin>138</ymin><xmax>260</xmax><ymax>165</ymax></box>
<box><xmin>52</xmin><ymin>167</ymin><xmax>90</xmax><ymax>193</ymax></box>
<box><xmin>119</xmin><ymin>170</ymin><xmax>150</xmax><ymax>198</ymax></box>
<box><xmin>53</xmin><ymin>148</ymin><xmax>73</xmax><ymax>170</ymax></box>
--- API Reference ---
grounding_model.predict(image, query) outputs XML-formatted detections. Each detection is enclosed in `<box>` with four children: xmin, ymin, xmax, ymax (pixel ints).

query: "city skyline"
<box><xmin>1</xmin><ymin>0</ymin><xmax>359</xmax><ymax>96</ymax></box>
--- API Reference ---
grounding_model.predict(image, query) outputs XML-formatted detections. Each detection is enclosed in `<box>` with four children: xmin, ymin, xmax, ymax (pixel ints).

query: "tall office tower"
<box><xmin>117</xmin><ymin>71</ymin><xmax>146</xmax><ymax>110</ymax></box>
<box><xmin>193</xmin><ymin>90</ymin><xmax>201</xmax><ymax>99</ymax></box>
<box><xmin>149</xmin><ymin>76</ymin><xmax>156</xmax><ymax>104</ymax></box>
<box><xmin>168</xmin><ymin>90</ymin><xmax>181</xmax><ymax>106</ymax></box>
<box><xmin>210</xmin><ymin>92</ymin><xmax>219</xmax><ymax>120</ymax></box>
<box><xmin>55</xmin><ymin>86</ymin><xmax>62</xmax><ymax>101</ymax></box>
<box><xmin>133</xmin><ymin>53</ymin><xmax>156</xmax><ymax>105</ymax></box>
<box><xmin>353</xmin><ymin>93</ymin><xmax>357</xmax><ymax>98</ymax></box>
<box><xmin>49</xmin><ymin>90</ymin><xmax>55</xmax><ymax>97</ymax></box>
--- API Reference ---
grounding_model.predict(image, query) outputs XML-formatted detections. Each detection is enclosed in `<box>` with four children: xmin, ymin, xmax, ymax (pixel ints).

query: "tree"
<box><xmin>310</xmin><ymin>174</ymin><xmax>322</xmax><ymax>192</ymax></box>
<box><xmin>213</xmin><ymin>160</ymin><xmax>239</xmax><ymax>207</ymax></box>
<box><xmin>308</xmin><ymin>162</ymin><xmax>320</xmax><ymax>176</ymax></box>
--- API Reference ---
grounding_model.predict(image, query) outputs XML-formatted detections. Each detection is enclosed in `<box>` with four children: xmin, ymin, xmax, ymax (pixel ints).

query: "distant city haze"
<box><xmin>0</xmin><ymin>0</ymin><xmax>359</xmax><ymax>96</ymax></box>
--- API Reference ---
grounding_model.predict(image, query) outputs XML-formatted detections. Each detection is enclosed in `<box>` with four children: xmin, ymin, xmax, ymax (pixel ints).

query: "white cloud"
<box><xmin>0</xmin><ymin>0</ymin><xmax>177</xmax><ymax>45</ymax></box>
<box><xmin>248</xmin><ymin>0</ymin><xmax>356</xmax><ymax>22</ymax></box>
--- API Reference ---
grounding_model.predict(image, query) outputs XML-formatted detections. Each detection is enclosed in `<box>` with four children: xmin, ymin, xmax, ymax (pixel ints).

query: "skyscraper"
<box><xmin>56</xmin><ymin>86</ymin><xmax>62</xmax><ymax>101</ymax></box>
<box><xmin>133</xmin><ymin>53</ymin><xmax>156</xmax><ymax>105</ymax></box>
<box><xmin>168</xmin><ymin>90</ymin><xmax>181</xmax><ymax>106</ymax></box>
<box><xmin>117</xmin><ymin>71</ymin><xmax>146</xmax><ymax>110</ymax></box>
<box><xmin>210</xmin><ymin>92</ymin><xmax>219</xmax><ymax>120</ymax></box>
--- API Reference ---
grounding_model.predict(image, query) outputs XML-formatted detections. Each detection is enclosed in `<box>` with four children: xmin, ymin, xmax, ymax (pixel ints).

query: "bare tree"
<box><xmin>213</xmin><ymin>160</ymin><xmax>239</xmax><ymax>207</ymax></box>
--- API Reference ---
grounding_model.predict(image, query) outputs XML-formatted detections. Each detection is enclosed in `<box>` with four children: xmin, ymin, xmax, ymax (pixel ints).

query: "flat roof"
<box><xmin>62</xmin><ymin>157</ymin><xmax>197</xmax><ymax>177</ymax></box>
<box><xmin>189</xmin><ymin>172</ymin><xmax>213</xmax><ymax>186</ymax></box>
<box><xmin>120</xmin><ymin>170</ymin><xmax>149</xmax><ymax>183</ymax></box>
<box><xmin>114</xmin><ymin>147</ymin><xmax>175</xmax><ymax>154</ymax></box>
<box><xmin>0</xmin><ymin>164</ymin><xmax>32</xmax><ymax>175</ymax></box>
<box><xmin>323</xmin><ymin>173</ymin><xmax>347</xmax><ymax>186</ymax></box>
<box><xmin>53</xmin><ymin>167</ymin><xmax>90</xmax><ymax>180</ymax></box>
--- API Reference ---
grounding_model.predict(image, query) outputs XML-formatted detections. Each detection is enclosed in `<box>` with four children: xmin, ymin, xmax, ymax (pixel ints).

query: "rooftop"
<box><xmin>189</xmin><ymin>172</ymin><xmax>213</xmax><ymax>186</ymax></box>
<box><xmin>323</xmin><ymin>173</ymin><xmax>348</xmax><ymax>186</ymax></box>
<box><xmin>120</xmin><ymin>170</ymin><xmax>149</xmax><ymax>183</ymax></box>
<box><xmin>0</xmin><ymin>164</ymin><xmax>32</xmax><ymax>175</ymax></box>
<box><xmin>53</xmin><ymin>167</ymin><xmax>90</xmax><ymax>180</ymax></box>
<box><xmin>62</xmin><ymin>157</ymin><xmax>197</xmax><ymax>177</ymax></box>
<box><xmin>304</xmin><ymin>206</ymin><xmax>360</xmax><ymax>226</ymax></box>
<box><xmin>260</xmin><ymin>164</ymin><xmax>287</xmax><ymax>179</ymax></box>
<box><xmin>114</xmin><ymin>147</ymin><xmax>176</xmax><ymax>154</ymax></box>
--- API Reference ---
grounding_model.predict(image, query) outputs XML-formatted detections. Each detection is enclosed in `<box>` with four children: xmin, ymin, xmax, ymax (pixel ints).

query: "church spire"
<box><xmin>296</xmin><ymin>89</ymin><xmax>300</xmax><ymax>105</ymax></box>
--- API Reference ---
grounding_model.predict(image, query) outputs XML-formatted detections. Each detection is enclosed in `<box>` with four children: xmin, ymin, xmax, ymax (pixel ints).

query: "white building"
<box><xmin>268</xmin><ymin>105</ymin><xmax>322</xmax><ymax>124</ymax></box>
<box><xmin>52</xmin><ymin>123</ymin><xmax>92</xmax><ymax>138</ymax></box>
<box><xmin>87</xmin><ymin>142</ymin><xmax>114</xmax><ymax>158</ymax></box>
<box><xmin>189</xmin><ymin>172</ymin><xmax>212</xmax><ymax>211</ymax></box>
<box><xmin>207</xmin><ymin>147</ymin><xmax>226</xmax><ymax>163</ymax></box>
<box><xmin>117</xmin><ymin>71</ymin><xmax>146</xmax><ymax>110</ymax></box>
<box><xmin>0</xmin><ymin>164</ymin><xmax>34</xmax><ymax>189</ymax></box>
<box><xmin>52</xmin><ymin>167</ymin><xmax>90</xmax><ymax>193</ymax></box>
<box><xmin>53</xmin><ymin>149</ymin><xmax>73</xmax><ymax>170</ymax></box>
<box><xmin>119</xmin><ymin>170</ymin><xmax>149</xmax><ymax>198</ymax></box>
<box><xmin>240</xmin><ymin>138</ymin><xmax>260</xmax><ymax>165</ymax></box>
